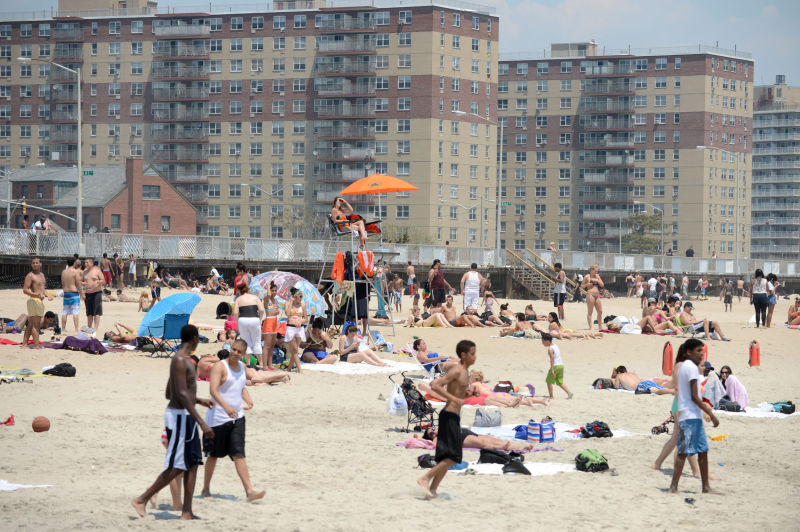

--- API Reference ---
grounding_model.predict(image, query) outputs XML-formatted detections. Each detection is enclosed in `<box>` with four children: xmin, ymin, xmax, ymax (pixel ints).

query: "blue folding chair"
<box><xmin>150</xmin><ymin>313</ymin><xmax>190</xmax><ymax>357</ymax></box>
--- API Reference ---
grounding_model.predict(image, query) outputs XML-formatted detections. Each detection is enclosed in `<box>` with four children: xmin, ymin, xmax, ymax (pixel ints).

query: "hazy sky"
<box><xmin>7</xmin><ymin>0</ymin><xmax>798</xmax><ymax>85</ymax></box>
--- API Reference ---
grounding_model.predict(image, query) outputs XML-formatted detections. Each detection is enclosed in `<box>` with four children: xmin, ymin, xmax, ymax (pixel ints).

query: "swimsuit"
<box><xmin>62</xmin><ymin>291</ymin><xmax>80</xmax><ymax>316</ymax></box>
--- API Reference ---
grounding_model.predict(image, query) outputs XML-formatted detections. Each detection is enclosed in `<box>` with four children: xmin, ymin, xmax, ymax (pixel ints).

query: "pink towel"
<box><xmin>400</xmin><ymin>437</ymin><xmax>435</xmax><ymax>450</ymax></box>
<box><xmin>724</xmin><ymin>375</ymin><xmax>749</xmax><ymax>407</ymax></box>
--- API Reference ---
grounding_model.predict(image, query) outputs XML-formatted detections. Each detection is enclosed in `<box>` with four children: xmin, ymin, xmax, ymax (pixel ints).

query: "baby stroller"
<box><xmin>651</xmin><ymin>413</ymin><xmax>675</xmax><ymax>435</ymax></box>
<box><xmin>390</xmin><ymin>372</ymin><xmax>436</xmax><ymax>432</ymax></box>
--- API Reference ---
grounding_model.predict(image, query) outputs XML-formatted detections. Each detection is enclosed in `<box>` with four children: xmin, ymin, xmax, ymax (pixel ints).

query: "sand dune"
<box><xmin>0</xmin><ymin>286</ymin><xmax>798</xmax><ymax>530</ymax></box>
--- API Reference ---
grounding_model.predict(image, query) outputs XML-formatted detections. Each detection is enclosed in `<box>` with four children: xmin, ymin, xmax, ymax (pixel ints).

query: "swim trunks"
<box><xmin>636</xmin><ymin>379</ymin><xmax>664</xmax><ymax>392</ymax></box>
<box><xmin>261</xmin><ymin>315</ymin><xmax>278</xmax><ymax>334</ymax></box>
<box><xmin>677</xmin><ymin>418</ymin><xmax>708</xmax><ymax>456</ymax></box>
<box><xmin>435</xmin><ymin>409</ymin><xmax>462</xmax><ymax>464</ymax></box>
<box><xmin>203</xmin><ymin>416</ymin><xmax>246</xmax><ymax>459</ymax></box>
<box><xmin>62</xmin><ymin>291</ymin><xmax>80</xmax><ymax>316</ymax></box>
<box><xmin>85</xmin><ymin>291</ymin><xmax>103</xmax><ymax>316</ymax></box>
<box><xmin>102</xmin><ymin>270</ymin><xmax>112</xmax><ymax>286</ymax></box>
<box><xmin>26</xmin><ymin>297</ymin><xmax>45</xmax><ymax>317</ymax></box>
<box><xmin>546</xmin><ymin>365</ymin><xmax>564</xmax><ymax>385</ymax></box>
<box><xmin>163</xmin><ymin>407</ymin><xmax>203</xmax><ymax>470</ymax></box>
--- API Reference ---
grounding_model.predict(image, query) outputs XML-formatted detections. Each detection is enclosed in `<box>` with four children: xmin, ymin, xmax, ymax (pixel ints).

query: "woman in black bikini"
<box><xmin>580</xmin><ymin>264</ymin><xmax>604</xmax><ymax>331</ymax></box>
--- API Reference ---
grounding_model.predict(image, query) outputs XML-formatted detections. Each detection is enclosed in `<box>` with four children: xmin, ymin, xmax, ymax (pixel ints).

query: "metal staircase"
<box><xmin>506</xmin><ymin>248</ymin><xmax>586</xmax><ymax>301</ymax></box>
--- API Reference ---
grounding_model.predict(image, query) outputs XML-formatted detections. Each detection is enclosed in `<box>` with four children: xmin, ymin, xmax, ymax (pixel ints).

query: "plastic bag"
<box><xmin>387</xmin><ymin>383</ymin><xmax>407</xmax><ymax>415</ymax></box>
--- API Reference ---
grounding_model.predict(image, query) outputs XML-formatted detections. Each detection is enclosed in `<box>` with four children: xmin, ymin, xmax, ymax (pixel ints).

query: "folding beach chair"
<box><xmin>150</xmin><ymin>314</ymin><xmax>190</xmax><ymax>357</ymax></box>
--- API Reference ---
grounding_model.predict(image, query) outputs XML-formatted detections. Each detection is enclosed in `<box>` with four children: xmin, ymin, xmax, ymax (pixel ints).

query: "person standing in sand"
<box><xmin>551</xmin><ymin>262</ymin><xmax>567</xmax><ymax>321</ymax></box>
<box><xmin>132</xmin><ymin>325</ymin><xmax>215</xmax><ymax>520</ymax></box>
<box><xmin>417</xmin><ymin>339</ymin><xmax>475</xmax><ymax>499</ymax></box>
<box><xmin>22</xmin><ymin>257</ymin><xmax>52</xmax><ymax>349</ymax></box>
<box><xmin>201</xmin><ymin>339</ymin><xmax>265</xmax><ymax>503</ymax></box>
<box><xmin>459</xmin><ymin>263</ymin><xmax>485</xmax><ymax>311</ymax></box>
<box><xmin>406</xmin><ymin>261</ymin><xmax>416</xmax><ymax>296</ymax></box>
<box><xmin>541</xmin><ymin>333</ymin><xmax>572</xmax><ymax>399</ymax></box>
<box><xmin>83</xmin><ymin>257</ymin><xmax>105</xmax><ymax>331</ymax></box>
<box><xmin>60</xmin><ymin>256</ymin><xmax>82</xmax><ymax>332</ymax></box>
<box><xmin>580</xmin><ymin>264</ymin><xmax>604</xmax><ymax>331</ymax></box>
<box><xmin>100</xmin><ymin>253</ymin><xmax>113</xmax><ymax>288</ymax></box>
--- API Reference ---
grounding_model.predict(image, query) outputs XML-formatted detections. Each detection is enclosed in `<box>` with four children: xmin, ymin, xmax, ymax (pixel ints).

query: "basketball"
<box><xmin>32</xmin><ymin>416</ymin><xmax>50</xmax><ymax>433</ymax></box>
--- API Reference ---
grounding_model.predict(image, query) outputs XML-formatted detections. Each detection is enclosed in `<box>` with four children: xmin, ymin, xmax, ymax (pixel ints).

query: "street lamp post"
<box><xmin>242</xmin><ymin>182</ymin><xmax>300</xmax><ymax>239</ymax></box>
<box><xmin>18</xmin><ymin>57</ymin><xmax>82</xmax><ymax>253</ymax></box>
<box><xmin>634</xmin><ymin>201</ymin><xmax>664</xmax><ymax>255</ymax></box>
<box><xmin>440</xmin><ymin>197</ymin><xmax>483</xmax><ymax>248</ymax></box>
<box><xmin>454</xmin><ymin>110</ymin><xmax>502</xmax><ymax>265</ymax></box>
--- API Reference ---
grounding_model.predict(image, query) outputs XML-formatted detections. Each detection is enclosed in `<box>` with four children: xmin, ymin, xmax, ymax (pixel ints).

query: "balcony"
<box><xmin>153</xmin><ymin>25</ymin><xmax>210</xmax><ymax>37</ymax></box>
<box><xmin>315</xmin><ymin>61</ymin><xmax>376</xmax><ymax>76</ymax></box>
<box><xmin>583</xmin><ymin>64</ymin><xmax>636</xmax><ymax>76</ymax></box>
<box><xmin>315</xmin><ymin>103</ymin><xmax>375</xmax><ymax>117</ymax></box>
<box><xmin>53</xmin><ymin>28</ymin><xmax>83</xmax><ymax>40</ymax></box>
<box><xmin>152</xmin><ymin>109</ymin><xmax>208</xmax><ymax>121</ymax></box>
<box><xmin>317</xmin><ymin>19</ymin><xmax>376</xmax><ymax>32</ymax></box>
<box><xmin>150</xmin><ymin>127</ymin><xmax>209</xmax><ymax>141</ymax></box>
<box><xmin>317</xmin><ymin>40</ymin><xmax>376</xmax><ymax>54</ymax></box>
<box><xmin>581</xmin><ymin>191</ymin><xmax>632</xmax><ymax>202</ymax></box>
<box><xmin>582</xmin><ymin>137</ymin><xmax>634</xmax><ymax>149</ymax></box>
<box><xmin>579</xmin><ymin>101</ymin><xmax>634</xmax><ymax>113</ymax></box>
<box><xmin>53</xmin><ymin>48</ymin><xmax>83</xmax><ymax>62</ymax></box>
<box><xmin>315</xmin><ymin>124</ymin><xmax>375</xmax><ymax>139</ymax></box>
<box><xmin>179</xmin><ymin>189</ymin><xmax>209</xmax><ymax>203</ymax></box>
<box><xmin>315</xmin><ymin>81</ymin><xmax>376</xmax><ymax>96</ymax></box>
<box><xmin>579</xmin><ymin>119</ymin><xmax>634</xmax><ymax>130</ymax></box>
<box><xmin>315</xmin><ymin>168</ymin><xmax>367</xmax><ymax>183</ymax></box>
<box><xmin>51</xmin><ymin>110</ymin><xmax>78</xmax><ymax>122</ymax></box>
<box><xmin>50</xmin><ymin>69</ymin><xmax>78</xmax><ymax>82</ymax></box>
<box><xmin>752</xmin><ymin>187</ymin><xmax>800</xmax><ymax>197</ymax></box>
<box><xmin>152</xmin><ymin>66</ymin><xmax>208</xmax><ymax>80</ymax></box>
<box><xmin>51</xmin><ymin>130</ymin><xmax>78</xmax><ymax>142</ymax></box>
<box><xmin>752</xmin><ymin>132</ymin><xmax>800</xmax><ymax>142</ymax></box>
<box><xmin>51</xmin><ymin>151</ymin><xmax>77</xmax><ymax>163</ymax></box>
<box><xmin>152</xmin><ymin>44</ymin><xmax>209</xmax><ymax>59</ymax></box>
<box><xmin>316</xmin><ymin>190</ymin><xmax>373</xmax><ymax>204</ymax></box>
<box><xmin>750</xmin><ymin>244</ymin><xmax>799</xmax><ymax>253</ymax></box>
<box><xmin>161</xmin><ymin>170</ymin><xmax>208</xmax><ymax>183</ymax></box>
<box><xmin>51</xmin><ymin>88</ymin><xmax>78</xmax><ymax>102</ymax></box>
<box><xmin>752</xmin><ymin>173</ymin><xmax>800</xmax><ymax>183</ymax></box>
<box><xmin>753</xmin><ymin>118</ymin><xmax>800</xmax><ymax>127</ymax></box>
<box><xmin>752</xmin><ymin>146</ymin><xmax>800</xmax><ymax>157</ymax></box>
<box><xmin>752</xmin><ymin>160</ymin><xmax>800</xmax><ymax>169</ymax></box>
<box><xmin>152</xmin><ymin>87</ymin><xmax>209</xmax><ymax>100</ymax></box>
<box><xmin>150</xmin><ymin>148</ymin><xmax>209</xmax><ymax>162</ymax></box>
<box><xmin>314</xmin><ymin>146</ymin><xmax>373</xmax><ymax>161</ymax></box>
<box><xmin>582</xmin><ymin>81</ymin><xmax>635</xmax><ymax>95</ymax></box>
<box><xmin>582</xmin><ymin>209</ymin><xmax>631</xmax><ymax>220</ymax></box>
<box><xmin>752</xmin><ymin>229</ymin><xmax>800</xmax><ymax>238</ymax></box>
<box><xmin>580</xmin><ymin>155</ymin><xmax>635</xmax><ymax>168</ymax></box>
<box><xmin>752</xmin><ymin>215</ymin><xmax>800</xmax><ymax>224</ymax></box>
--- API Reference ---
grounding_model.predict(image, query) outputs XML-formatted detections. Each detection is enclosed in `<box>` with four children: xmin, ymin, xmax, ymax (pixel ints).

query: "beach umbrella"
<box><xmin>250</xmin><ymin>271</ymin><xmax>327</xmax><ymax>316</ymax></box>
<box><xmin>138</xmin><ymin>292</ymin><xmax>201</xmax><ymax>337</ymax></box>
<box><xmin>340</xmin><ymin>174</ymin><xmax>418</xmax><ymax>247</ymax></box>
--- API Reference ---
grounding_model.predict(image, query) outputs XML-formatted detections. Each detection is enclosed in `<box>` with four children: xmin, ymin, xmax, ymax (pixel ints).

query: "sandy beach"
<box><xmin>1</xmin><ymin>284</ymin><xmax>798</xmax><ymax>531</ymax></box>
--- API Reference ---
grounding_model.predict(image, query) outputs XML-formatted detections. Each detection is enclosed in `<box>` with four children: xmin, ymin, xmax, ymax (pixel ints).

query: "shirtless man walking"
<box><xmin>132</xmin><ymin>325</ymin><xmax>215</xmax><ymax>520</ymax></box>
<box><xmin>60</xmin><ymin>256</ymin><xmax>83</xmax><ymax>332</ymax></box>
<box><xmin>417</xmin><ymin>339</ymin><xmax>475</xmax><ymax>499</ymax></box>
<box><xmin>22</xmin><ymin>257</ymin><xmax>52</xmax><ymax>349</ymax></box>
<box><xmin>406</xmin><ymin>261</ymin><xmax>416</xmax><ymax>296</ymax></box>
<box><xmin>83</xmin><ymin>257</ymin><xmax>105</xmax><ymax>331</ymax></box>
<box><xmin>99</xmin><ymin>253</ymin><xmax>113</xmax><ymax>289</ymax></box>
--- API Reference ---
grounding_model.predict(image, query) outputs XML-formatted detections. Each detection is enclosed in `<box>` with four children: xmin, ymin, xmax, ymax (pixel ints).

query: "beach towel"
<box><xmin>0</xmin><ymin>338</ymin><xmax>21</xmax><ymax>345</ymax></box>
<box><xmin>702</xmin><ymin>372</ymin><xmax>726</xmax><ymax>408</ymax></box>
<box><xmin>0</xmin><ymin>479</ymin><xmax>52</xmax><ymax>491</ymax></box>
<box><xmin>717</xmin><ymin>408</ymin><xmax>800</xmax><ymax>419</ymax></box>
<box><xmin>470</xmin><ymin>423</ymin><xmax>641</xmax><ymax>441</ymax></box>
<box><xmin>450</xmin><ymin>462</ymin><xmax>576</xmax><ymax>476</ymax></box>
<box><xmin>397</xmin><ymin>438</ymin><xmax>561</xmax><ymax>453</ymax></box>
<box><xmin>53</xmin><ymin>336</ymin><xmax>107</xmax><ymax>355</ymax></box>
<box><xmin>300</xmin><ymin>359</ymin><xmax>419</xmax><ymax>375</ymax></box>
<box><xmin>723</xmin><ymin>375</ymin><xmax>749</xmax><ymax>407</ymax></box>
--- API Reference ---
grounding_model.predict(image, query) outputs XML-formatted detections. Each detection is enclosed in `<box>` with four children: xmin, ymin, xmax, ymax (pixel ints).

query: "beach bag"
<box><xmin>43</xmin><ymin>362</ymin><xmax>76</xmax><ymax>377</ymax></box>
<box><xmin>473</xmin><ymin>408</ymin><xmax>502</xmax><ymax>427</ymax></box>
<box><xmin>527</xmin><ymin>419</ymin><xmax>556</xmax><ymax>442</ymax></box>
<box><xmin>580</xmin><ymin>421</ymin><xmax>613</xmax><ymax>438</ymax></box>
<box><xmin>478</xmin><ymin>449</ymin><xmax>512</xmax><ymax>464</ymax></box>
<box><xmin>493</xmin><ymin>380</ymin><xmax>514</xmax><ymax>393</ymax></box>
<box><xmin>575</xmin><ymin>449</ymin><xmax>609</xmax><ymax>473</ymax></box>
<box><xmin>592</xmin><ymin>378</ymin><xmax>615</xmax><ymax>389</ymax></box>
<box><xmin>136</xmin><ymin>336</ymin><xmax>156</xmax><ymax>352</ymax></box>
<box><xmin>770</xmin><ymin>401</ymin><xmax>795</xmax><ymax>415</ymax></box>
<box><xmin>417</xmin><ymin>454</ymin><xmax>437</xmax><ymax>469</ymax></box>
<box><xmin>387</xmin><ymin>383</ymin><xmax>408</xmax><ymax>415</ymax></box>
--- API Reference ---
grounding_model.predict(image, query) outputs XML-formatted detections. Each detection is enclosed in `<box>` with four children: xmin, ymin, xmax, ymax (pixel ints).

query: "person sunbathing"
<box><xmin>138</xmin><ymin>290</ymin><xmax>151</xmax><ymax>312</ymax></box>
<box><xmin>1</xmin><ymin>312</ymin><xmax>58</xmax><ymax>334</ymax></box>
<box><xmin>404</xmin><ymin>307</ymin><xmax>453</xmax><ymax>328</ymax></box>
<box><xmin>788</xmin><ymin>297</ymin><xmax>800</xmax><ymax>326</ymax></box>
<box><xmin>195</xmin><ymin>350</ymin><xmax>291</xmax><ymax>385</ymax></box>
<box><xmin>331</xmin><ymin>196</ymin><xmax>368</xmax><ymax>248</ymax></box>
<box><xmin>523</xmin><ymin>304</ymin><xmax>548</xmax><ymax>321</ymax></box>
<box><xmin>418</xmin><ymin>371</ymin><xmax>549</xmax><ymax>407</ymax></box>
<box><xmin>547</xmin><ymin>312</ymin><xmax>603</xmax><ymax>339</ymax></box>
<box><xmin>674</xmin><ymin>302</ymin><xmax>730</xmax><ymax>340</ymax></box>
<box><xmin>103</xmin><ymin>322</ymin><xmax>140</xmax><ymax>343</ymax></box>
<box><xmin>419</xmin><ymin>426</ymin><xmax>534</xmax><ymax>452</ymax></box>
<box><xmin>497</xmin><ymin>303</ymin><xmax>516</xmax><ymax>324</ymax></box>
<box><xmin>468</xmin><ymin>370</ymin><xmax>550</xmax><ymax>406</ymax></box>
<box><xmin>413</xmin><ymin>338</ymin><xmax>450</xmax><ymax>365</ymax></box>
<box><xmin>499</xmin><ymin>313</ymin><xmax>544</xmax><ymax>338</ymax></box>
<box><xmin>461</xmin><ymin>306</ymin><xmax>488</xmax><ymax>327</ymax></box>
<box><xmin>338</xmin><ymin>325</ymin><xmax>390</xmax><ymax>366</ymax></box>
<box><xmin>610</xmin><ymin>366</ymin><xmax>669</xmax><ymax>392</ymax></box>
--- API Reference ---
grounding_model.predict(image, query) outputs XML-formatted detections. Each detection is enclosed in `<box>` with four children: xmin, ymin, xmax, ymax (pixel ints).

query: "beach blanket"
<box><xmin>300</xmin><ymin>359</ymin><xmax>419</xmax><ymax>375</ymax></box>
<box><xmin>470</xmin><ymin>423</ymin><xmax>641</xmax><ymax>441</ymax></box>
<box><xmin>0</xmin><ymin>338</ymin><xmax>21</xmax><ymax>345</ymax></box>
<box><xmin>451</xmin><ymin>462</ymin><xmax>576</xmax><ymax>476</ymax></box>
<box><xmin>589</xmin><ymin>386</ymin><xmax>634</xmax><ymax>394</ymax></box>
<box><xmin>52</xmin><ymin>336</ymin><xmax>107</xmax><ymax>355</ymax></box>
<box><xmin>0</xmin><ymin>479</ymin><xmax>52</xmax><ymax>491</ymax></box>
<box><xmin>397</xmin><ymin>437</ymin><xmax>562</xmax><ymax>454</ymax></box>
<box><xmin>718</xmin><ymin>409</ymin><xmax>800</xmax><ymax>419</ymax></box>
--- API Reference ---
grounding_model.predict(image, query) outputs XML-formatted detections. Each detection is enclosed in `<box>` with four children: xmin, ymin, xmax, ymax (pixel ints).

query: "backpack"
<box><xmin>716</xmin><ymin>397</ymin><xmax>742</xmax><ymax>412</ymax></box>
<box><xmin>136</xmin><ymin>336</ymin><xmax>156</xmax><ymax>352</ymax></box>
<box><xmin>478</xmin><ymin>449</ymin><xmax>525</xmax><ymax>465</ymax></box>
<box><xmin>43</xmin><ymin>362</ymin><xmax>76</xmax><ymax>377</ymax></box>
<box><xmin>771</xmin><ymin>401</ymin><xmax>795</xmax><ymax>415</ymax></box>
<box><xmin>580</xmin><ymin>420</ymin><xmax>613</xmax><ymax>438</ymax></box>
<box><xmin>592</xmin><ymin>378</ymin><xmax>615</xmax><ymax>389</ymax></box>
<box><xmin>417</xmin><ymin>454</ymin><xmax>437</xmax><ymax>469</ymax></box>
<box><xmin>575</xmin><ymin>449</ymin><xmax>609</xmax><ymax>473</ymax></box>
<box><xmin>493</xmin><ymin>380</ymin><xmax>514</xmax><ymax>393</ymax></box>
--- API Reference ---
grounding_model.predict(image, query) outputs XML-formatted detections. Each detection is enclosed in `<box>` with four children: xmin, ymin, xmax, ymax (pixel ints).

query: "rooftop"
<box><xmin>10</xmin><ymin>165</ymin><xmax>128</xmax><ymax>208</ymax></box>
<box><xmin>501</xmin><ymin>43</ymin><xmax>752</xmax><ymax>62</ymax></box>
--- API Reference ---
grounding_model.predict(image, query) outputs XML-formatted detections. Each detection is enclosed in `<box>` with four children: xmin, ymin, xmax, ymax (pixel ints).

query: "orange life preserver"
<box><xmin>662</xmin><ymin>341</ymin><xmax>673</xmax><ymax>376</ymax></box>
<box><xmin>331</xmin><ymin>252</ymin><xmax>345</xmax><ymax>284</ymax></box>
<box><xmin>701</xmin><ymin>344</ymin><xmax>709</xmax><ymax>365</ymax></box>
<box><xmin>356</xmin><ymin>250</ymin><xmax>375</xmax><ymax>278</ymax></box>
<box><xmin>749</xmin><ymin>340</ymin><xmax>761</xmax><ymax>367</ymax></box>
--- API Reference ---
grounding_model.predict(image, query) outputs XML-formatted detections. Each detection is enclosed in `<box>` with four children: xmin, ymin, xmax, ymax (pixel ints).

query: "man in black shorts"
<box><xmin>417</xmin><ymin>339</ymin><xmax>475</xmax><ymax>499</ymax></box>
<box><xmin>201</xmin><ymin>339</ymin><xmax>265</xmax><ymax>502</ymax></box>
<box><xmin>82</xmin><ymin>257</ymin><xmax>105</xmax><ymax>331</ymax></box>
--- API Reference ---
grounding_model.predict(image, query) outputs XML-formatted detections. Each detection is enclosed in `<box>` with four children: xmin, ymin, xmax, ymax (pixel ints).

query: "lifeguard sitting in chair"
<box><xmin>330</xmin><ymin>196</ymin><xmax>380</xmax><ymax>248</ymax></box>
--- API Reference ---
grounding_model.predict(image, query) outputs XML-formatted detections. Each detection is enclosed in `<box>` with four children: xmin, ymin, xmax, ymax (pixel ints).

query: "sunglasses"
<box><xmin>720</xmin><ymin>370</ymin><xmax>730</xmax><ymax>375</ymax></box>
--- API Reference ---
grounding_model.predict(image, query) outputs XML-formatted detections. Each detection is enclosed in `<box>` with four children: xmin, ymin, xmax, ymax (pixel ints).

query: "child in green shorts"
<box><xmin>541</xmin><ymin>333</ymin><xmax>573</xmax><ymax>399</ymax></box>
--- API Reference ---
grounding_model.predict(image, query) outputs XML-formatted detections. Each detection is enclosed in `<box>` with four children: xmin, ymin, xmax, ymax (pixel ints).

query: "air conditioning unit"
<box><xmin>522</xmin><ymin>126</ymin><xmax>527</xmax><ymax>130</ymax></box>
<box><xmin>36</xmin><ymin>192</ymin><xmax>43</xmax><ymax>199</ymax></box>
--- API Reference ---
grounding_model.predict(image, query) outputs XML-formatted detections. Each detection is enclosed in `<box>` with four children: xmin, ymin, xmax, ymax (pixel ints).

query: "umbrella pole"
<box><xmin>378</xmin><ymin>194</ymin><xmax>383</xmax><ymax>248</ymax></box>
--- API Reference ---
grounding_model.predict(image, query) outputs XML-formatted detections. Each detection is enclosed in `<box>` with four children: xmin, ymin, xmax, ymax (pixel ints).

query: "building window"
<box><xmin>110</xmin><ymin>214</ymin><xmax>121</xmax><ymax>231</ymax></box>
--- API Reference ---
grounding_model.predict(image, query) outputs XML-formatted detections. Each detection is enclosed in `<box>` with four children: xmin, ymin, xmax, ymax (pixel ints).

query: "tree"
<box><xmin>621</xmin><ymin>213</ymin><xmax>660</xmax><ymax>254</ymax></box>
<box><xmin>380</xmin><ymin>224</ymin><xmax>433</xmax><ymax>245</ymax></box>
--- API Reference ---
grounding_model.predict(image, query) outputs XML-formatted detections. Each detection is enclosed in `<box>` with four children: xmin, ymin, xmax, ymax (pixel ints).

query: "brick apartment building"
<box><xmin>0</xmin><ymin>0</ymin><xmax>500</xmax><ymax>244</ymax></box>
<box><xmin>8</xmin><ymin>157</ymin><xmax>196</xmax><ymax>234</ymax></box>
<box><xmin>497</xmin><ymin>42</ymin><xmax>754</xmax><ymax>257</ymax></box>
<box><xmin>752</xmin><ymin>75</ymin><xmax>800</xmax><ymax>261</ymax></box>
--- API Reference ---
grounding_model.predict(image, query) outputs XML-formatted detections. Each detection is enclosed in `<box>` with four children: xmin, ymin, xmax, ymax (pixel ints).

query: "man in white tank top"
<box><xmin>460</xmin><ymin>262</ymin><xmax>485</xmax><ymax>311</ymax></box>
<box><xmin>201</xmin><ymin>338</ymin><xmax>265</xmax><ymax>502</ymax></box>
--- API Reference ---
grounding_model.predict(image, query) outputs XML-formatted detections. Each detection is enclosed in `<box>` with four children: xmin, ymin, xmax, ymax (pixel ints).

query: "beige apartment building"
<box><xmin>752</xmin><ymin>75</ymin><xmax>800</xmax><ymax>261</ymax></box>
<box><xmin>497</xmin><ymin>42</ymin><xmax>753</xmax><ymax>258</ymax></box>
<box><xmin>0</xmin><ymin>0</ymin><xmax>499</xmax><ymax>242</ymax></box>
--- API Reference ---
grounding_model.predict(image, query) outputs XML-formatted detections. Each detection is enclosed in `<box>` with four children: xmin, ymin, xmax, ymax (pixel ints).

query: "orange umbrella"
<box><xmin>339</xmin><ymin>173</ymin><xmax>419</xmax><ymax>196</ymax></box>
